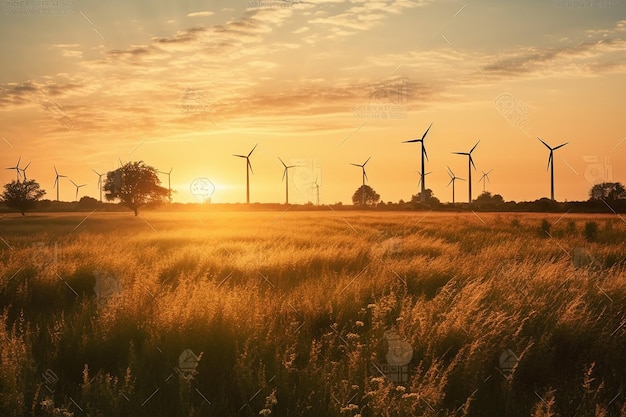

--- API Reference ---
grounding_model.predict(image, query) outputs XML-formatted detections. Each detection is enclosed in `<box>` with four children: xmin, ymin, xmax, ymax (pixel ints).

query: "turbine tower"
<box><xmin>452</xmin><ymin>141</ymin><xmax>479</xmax><ymax>204</ymax></box>
<box><xmin>279</xmin><ymin>157</ymin><xmax>296</xmax><ymax>205</ymax></box>
<box><xmin>53</xmin><ymin>166</ymin><xmax>67</xmax><ymax>201</ymax></box>
<box><xmin>233</xmin><ymin>144</ymin><xmax>257</xmax><ymax>204</ymax></box>
<box><xmin>70</xmin><ymin>179</ymin><xmax>86</xmax><ymax>201</ymax></box>
<box><xmin>350</xmin><ymin>157</ymin><xmax>370</xmax><ymax>206</ymax></box>
<box><xmin>479</xmin><ymin>169</ymin><xmax>492</xmax><ymax>192</ymax></box>
<box><xmin>92</xmin><ymin>169</ymin><xmax>104</xmax><ymax>202</ymax></box>
<box><xmin>446</xmin><ymin>166</ymin><xmax>465</xmax><ymax>204</ymax></box>
<box><xmin>159</xmin><ymin>168</ymin><xmax>173</xmax><ymax>203</ymax></box>
<box><xmin>6</xmin><ymin>157</ymin><xmax>21</xmax><ymax>182</ymax></box>
<box><xmin>403</xmin><ymin>123</ymin><xmax>433</xmax><ymax>202</ymax></box>
<box><xmin>538</xmin><ymin>137</ymin><xmax>568</xmax><ymax>201</ymax></box>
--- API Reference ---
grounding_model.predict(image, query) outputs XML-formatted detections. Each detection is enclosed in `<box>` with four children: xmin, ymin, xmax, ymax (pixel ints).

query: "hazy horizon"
<box><xmin>1</xmin><ymin>0</ymin><xmax>625</xmax><ymax>204</ymax></box>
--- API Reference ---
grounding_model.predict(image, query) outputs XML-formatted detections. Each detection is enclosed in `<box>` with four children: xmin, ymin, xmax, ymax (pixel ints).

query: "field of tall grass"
<box><xmin>1</xmin><ymin>210</ymin><xmax>625</xmax><ymax>416</ymax></box>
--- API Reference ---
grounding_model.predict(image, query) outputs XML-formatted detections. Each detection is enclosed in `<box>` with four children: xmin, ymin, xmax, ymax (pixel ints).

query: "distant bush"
<box><xmin>511</xmin><ymin>219</ymin><xmax>521</xmax><ymax>228</ymax></box>
<box><xmin>584</xmin><ymin>221</ymin><xmax>598</xmax><ymax>242</ymax></box>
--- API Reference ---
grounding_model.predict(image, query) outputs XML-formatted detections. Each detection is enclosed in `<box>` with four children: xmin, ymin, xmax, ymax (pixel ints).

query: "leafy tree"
<box><xmin>351</xmin><ymin>185</ymin><xmax>380</xmax><ymax>207</ymax></box>
<box><xmin>1</xmin><ymin>179</ymin><xmax>46</xmax><ymax>215</ymax></box>
<box><xmin>589</xmin><ymin>182</ymin><xmax>625</xmax><ymax>201</ymax></box>
<box><xmin>473</xmin><ymin>191</ymin><xmax>505</xmax><ymax>207</ymax></box>
<box><xmin>411</xmin><ymin>189</ymin><xmax>440</xmax><ymax>206</ymax></box>
<box><xmin>103</xmin><ymin>161</ymin><xmax>169</xmax><ymax>216</ymax></box>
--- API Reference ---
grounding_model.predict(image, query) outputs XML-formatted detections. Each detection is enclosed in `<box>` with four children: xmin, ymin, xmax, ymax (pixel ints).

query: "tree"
<box><xmin>473</xmin><ymin>191</ymin><xmax>505</xmax><ymax>207</ymax></box>
<box><xmin>103</xmin><ymin>161</ymin><xmax>169</xmax><ymax>216</ymax></box>
<box><xmin>1</xmin><ymin>179</ymin><xmax>46</xmax><ymax>215</ymax></box>
<box><xmin>589</xmin><ymin>182</ymin><xmax>625</xmax><ymax>201</ymax></box>
<box><xmin>351</xmin><ymin>185</ymin><xmax>380</xmax><ymax>207</ymax></box>
<box><xmin>411</xmin><ymin>189</ymin><xmax>440</xmax><ymax>207</ymax></box>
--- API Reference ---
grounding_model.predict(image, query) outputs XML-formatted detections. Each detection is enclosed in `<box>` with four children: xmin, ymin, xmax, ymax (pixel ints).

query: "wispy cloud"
<box><xmin>186</xmin><ymin>11</ymin><xmax>214</xmax><ymax>17</ymax></box>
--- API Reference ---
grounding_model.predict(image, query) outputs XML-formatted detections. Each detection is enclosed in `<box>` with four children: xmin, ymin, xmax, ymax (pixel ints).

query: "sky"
<box><xmin>0</xmin><ymin>0</ymin><xmax>625</xmax><ymax>204</ymax></box>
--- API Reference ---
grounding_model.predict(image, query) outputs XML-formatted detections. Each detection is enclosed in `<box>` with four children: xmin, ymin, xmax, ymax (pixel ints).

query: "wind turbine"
<box><xmin>479</xmin><ymin>169</ymin><xmax>492</xmax><ymax>193</ymax></box>
<box><xmin>20</xmin><ymin>162</ymin><xmax>31</xmax><ymax>181</ymax></box>
<box><xmin>92</xmin><ymin>169</ymin><xmax>104</xmax><ymax>202</ymax></box>
<box><xmin>417</xmin><ymin>170</ymin><xmax>432</xmax><ymax>190</ymax></box>
<box><xmin>403</xmin><ymin>123</ymin><xmax>433</xmax><ymax>202</ymax></box>
<box><xmin>53</xmin><ymin>166</ymin><xmax>67</xmax><ymax>201</ymax></box>
<box><xmin>538</xmin><ymin>138</ymin><xmax>568</xmax><ymax>201</ymax></box>
<box><xmin>233</xmin><ymin>144</ymin><xmax>257</xmax><ymax>204</ymax></box>
<box><xmin>70</xmin><ymin>179</ymin><xmax>86</xmax><ymax>201</ymax></box>
<box><xmin>311</xmin><ymin>177</ymin><xmax>320</xmax><ymax>206</ymax></box>
<box><xmin>452</xmin><ymin>141</ymin><xmax>479</xmax><ymax>204</ymax></box>
<box><xmin>158</xmin><ymin>168</ymin><xmax>173</xmax><ymax>203</ymax></box>
<box><xmin>278</xmin><ymin>157</ymin><xmax>296</xmax><ymax>204</ymax></box>
<box><xmin>446</xmin><ymin>166</ymin><xmax>465</xmax><ymax>204</ymax></box>
<box><xmin>6</xmin><ymin>157</ymin><xmax>21</xmax><ymax>182</ymax></box>
<box><xmin>350</xmin><ymin>157</ymin><xmax>370</xmax><ymax>206</ymax></box>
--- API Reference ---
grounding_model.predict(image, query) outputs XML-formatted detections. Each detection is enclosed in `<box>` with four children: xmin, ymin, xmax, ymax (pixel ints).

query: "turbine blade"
<box><xmin>364</xmin><ymin>170</ymin><xmax>368</xmax><ymax>181</ymax></box>
<box><xmin>70</xmin><ymin>179</ymin><xmax>78</xmax><ymax>187</ymax></box>
<box><xmin>547</xmin><ymin>153</ymin><xmax>553</xmax><ymax>171</ymax></box>
<box><xmin>470</xmin><ymin>140</ymin><xmax>480</xmax><ymax>153</ymax></box>
<box><xmin>538</xmin><ymin>137</ymin><xmax>551</xmax><ymax>149</ymax></box>
<box><xmin>470</xmin><ymin>156</ymin><xmax>476</xmax><ymax>170</ymax></box>
<box><xmin>553</xmin><ymin>142</ymin><xmax>568</xmax><ymax>150</ymax></box>
<box><xmin>363</xmin><ymin>156</ymin><xmax>371</xmax><ymax>166</ymax></box>
<box><xmin>279</xmin><ymin>157</ymin><xmax>287</xmax><ymax>168</ymax></box>
<box><xmin>248</xmin><ymin>143</ymin><xmax>258</xmax><ymax>157</ymax></box>
<box><xmin>447</xmin><ymin>178</ymin><xmax>453</xmax><ymax>186</ymax></box>
<box><xmin>421</xmin><ymin>122</ymin><xmax>433</xmax><ymax>140</ymax></box>
<box><xmin>402</xmin><ymin>139</ymin><xmax>421</xmax><ymax>143</ymax></box>
<box><xmin>53</xmin><ymin>177</ymin><xmax>58</xmax><ymax>187</ymax></box>
<box><xmin>423</xmin><ymin>146</ymin><xmax>429</xmax><ymax>161</ymax></box>
<box><xmin>54</xmin><ymin>165</ymin><xmax>59</xmax><ymax>175</ymax></box>
<box><xmin>248</xmin><ymin>160</ymin><xmax>254</xmax><ymax>175</ymax></box>
<box><xmin>282</xmin><ymin>168</ymin><xmax>286</xmax><ymax>182</ymax></box>
<box><xmin>233</xmin><ymin>154</ymin><xmax>246</xmax><ymax>158</ymax></box>
<box><xmin>16</xmin><ymin>156</ymin><xmax>21</xmax><ymax>168</ymax></box>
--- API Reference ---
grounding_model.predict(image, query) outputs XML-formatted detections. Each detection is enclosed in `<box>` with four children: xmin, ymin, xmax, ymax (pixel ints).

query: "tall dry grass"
<box><xmin>0</xmin><ymin>211</ymin><xmax>624</xmax><ymax>416</ymax></box>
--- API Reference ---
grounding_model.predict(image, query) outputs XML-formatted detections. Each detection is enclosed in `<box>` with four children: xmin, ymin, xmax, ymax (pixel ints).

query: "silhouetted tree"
<box><xmin>104</xmin><ymin>161</ymin><xmax>169</xmax><ymax>216</ymax></box>
<box><xmin>1</xmin><ymin>179</ymin><xmax>46</xmax><ymax>215</ymax></box>
<box><xmin>589</xmin><ymin>182</ymin><xmax>625</xmax><ymax>201</ymax></box>
<box><xmin>474</xmin><ymin>191</ymin><xmax>505</xmax><ymax>207</ymax></box>
<box><xmin>351</xmin><ymin>185</ymin><xmax>380</xmax><ymax>207</ymax></box>
<box><xmin>411</xmin><ymin>189</ymin><xmax>440</xmax><ymax>206</ymax></box>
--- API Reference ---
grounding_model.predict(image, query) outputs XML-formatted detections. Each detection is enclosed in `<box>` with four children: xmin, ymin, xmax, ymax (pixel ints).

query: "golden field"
<box><xmin>0</xmin><ymin>211</ymin><xmax>625</xmax><ymax>416</ymax></box>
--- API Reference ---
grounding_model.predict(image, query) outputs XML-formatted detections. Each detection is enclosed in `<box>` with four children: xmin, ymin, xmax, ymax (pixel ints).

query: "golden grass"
<box><xmin>0</xmin><ymin>210</ymin><xmax>625</xmax><ymax>416</ymax></box>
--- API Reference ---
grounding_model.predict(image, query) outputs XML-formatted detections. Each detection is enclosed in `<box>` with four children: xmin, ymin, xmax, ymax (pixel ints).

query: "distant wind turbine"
<box><xmin>479</xmin><ymin>169</ymin><xmax>492</xmax><ymax>192</ymax></box>
<box><xmin>538</xmin><ymin>137</ymin><xmax>568</xmax><ymax>201</ymax></box>
<box><xmin>311</xmin><ymin>177</ymin><xmax>320</xmax><ymax>206</ymax></box>
<box><xmin>158</xmin><ymin>168</ymin><xmax>173</xmax><ymax>203</ymax></box>
<box><xmin>350</xmin><ymin>157</ymin><xmax>370</xmax><ymax>206</ymax></box>
<box><xmin>452</xmin><ymin>140</ymin><xmax>479</xmax><ymax>204</ymax></box>
<box><xmin>70</xmin><ymin>179</ymin><xmax>86</xmax><ymax>201</ymax></box>
<box><xmin>403</xmin><ymin>123</ymin><xmax>433</xmax><ymax>202</ymax></box>
<box><xmin>446</xmin><ymin>166</ymin><xmax>465</xmax><ymax>204</ymax></box>
<box><xmin>92</xmin><ymin>169</ymin><xmax>104</xmax><ymax>202</ymax></box>
<box><xmin>20</xmin><ymin>162</ymin><xmax>31</xmax><ymax>181</ymax></box>
<box><xmin>6</xmin><ymin>156</ymin><xmax>21</xmax><ymax>182</ymax></box>
<box><xmin>417</xmin><ymin>170</ymin><xmax>432</xmax><ymax>189</ymax></box>
<box><xmin>233</xmin><ymin>144</ymin><xmax>257</xmax><ymax>204</ymax></box>
<box><xmin>53</xmin><ymin>166</ymin><xmax>67</xmax><ymax>201</ymax></box>
<box><xmin>279</xmin><ymin>157</ymin><xmax>296</xmax><ymax>204</ymax></box>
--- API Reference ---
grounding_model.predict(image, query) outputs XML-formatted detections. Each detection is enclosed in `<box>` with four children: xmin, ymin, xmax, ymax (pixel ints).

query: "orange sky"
<box><xmin>0</xmin><ymin>0</ymin><xmax>625</xmax><ymax>204</ymax></box>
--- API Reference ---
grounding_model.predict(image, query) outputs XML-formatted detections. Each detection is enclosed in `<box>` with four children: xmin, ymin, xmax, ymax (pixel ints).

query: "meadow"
<box><xmin>0</xmin><ymin>210</ymin><xmax>625</xmax><ymax>417</ymax></box>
